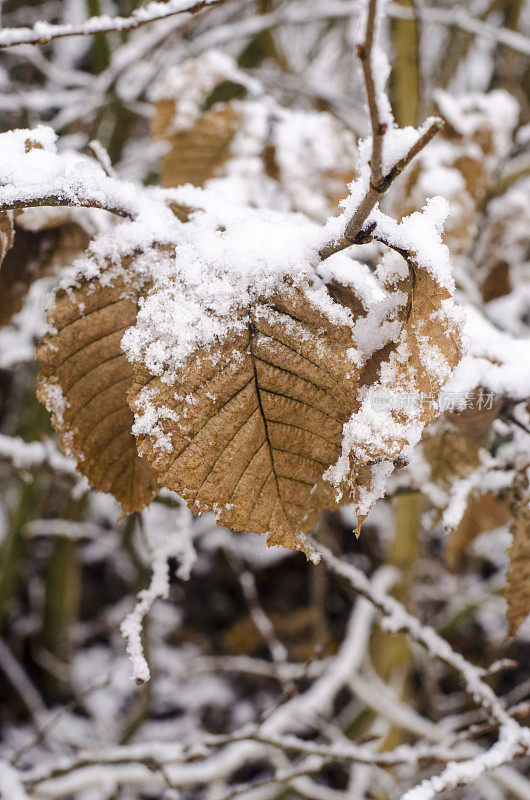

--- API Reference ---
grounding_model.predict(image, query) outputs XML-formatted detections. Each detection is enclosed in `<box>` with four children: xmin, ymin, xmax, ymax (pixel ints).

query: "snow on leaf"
<box><xmin>154</xmin><ymin>103</ymin><xmax>243</xmax><ymax>189</ymax></box>
<box><xmin>37</xmin><ymin>253</ymin><xmax>157</xmax><ymax>514</ymax></box>
<box><xmin>124</xmin><ymin>199</ymin><xmax>463</xmax><ymax>551</ymax></box>
<box><xmin>128</xmin><ymin>282</ymin><xmax>364</xmax><ymax>557</ymax></box>
<box><xmin>390</xmin><ymin>90</ymin><xmax>519</xmax><ymax>260</ymax></box>
<box><xmin>151</xmin><ymin>52</ymin><xmax>251</xmax><ymax>189</ymax></box>
<box><xmin>325</xmin><ymin>250</ymin><xmax>464</xmax><ymax>522</ymax></box>
<box><xmin>152</xmin><ymin>52</ymin><xmax>357</xmax><ymax>221</ymax></box>
<box><xmin>418</xmin><ymin>397</ymin><xmax>505</xmax><ymax>558</ymax></box>
<box><xmin>445</xmin><ymin>306</ymin><xmax>530</xmax><ymax>401</ymax></box>
<box><xmin>263</xmin><ymin>111</ymin><xmax>357</xmax><ymax>221</ymax></box>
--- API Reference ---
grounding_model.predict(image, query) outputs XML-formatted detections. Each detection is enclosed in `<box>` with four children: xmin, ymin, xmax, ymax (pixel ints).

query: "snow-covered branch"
<box><xmin>311</xmin><ymin>539</ymin><xmax>519</xmax><ymax>730</ymax></box>
<box><xmin>319</xmin><ymin>0</ymin><xmax>443</xmax><ymax>260</ymax></box>
<box><xmin>388</xmin><ymin>2</ymin><xmax>530</xmax><ymax>58</ymax></box>
<box><xmin>120</xmin><ymin>505</ymin><xmax>196</xmax><ymax>684</ymax></box>
<box><xmin>0</xmin><ymin>0</ymin><xmax>230</xmax><ymax>49</ymax></box>
<box><xmin>0</xmin><ymin>127</ymin><xmax>190</xmax><ymax>227</ymax></box>
<box><xmin>0</xmin><ymin>434</ymin><xmax>79</xmax><ymax>483</ymax></box>
<box><xmin>190</xmin><ymin>1</ymin><xmax>530</xmax><ymax>60</ymax></box>
<box><xmin>312</xmin><ymin>539</ymin><xmax>530</xmax><ymax>797</ymax></box>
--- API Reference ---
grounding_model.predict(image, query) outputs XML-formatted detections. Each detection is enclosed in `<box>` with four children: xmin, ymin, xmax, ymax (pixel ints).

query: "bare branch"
<box><xmin>384</xmin><ymin>118</ymin><xmax>443</xmax><ymax>186</ymax></box>
<box><xmin>189</xmin><ymin>654</ymin><xmax>329</xmax><ymax>680</ymax></box>
<box><xmin>359</xmin><ymin>0</ymin><xmax>384</xmax><ymax>190</ymax></box>
<box><xmin>24</xmin><ymin>720</ymin><xmax>472</xmax><ymax>791</ymax></box>
<box><xmin>0</xmin><ymin>639</ymin><xmax>47</xmax><ymax>728</ymax></box>
<box><xmin>219</xmin><ymin>762</ymin><xmax>326</xmax><ymax>800</ymax></box>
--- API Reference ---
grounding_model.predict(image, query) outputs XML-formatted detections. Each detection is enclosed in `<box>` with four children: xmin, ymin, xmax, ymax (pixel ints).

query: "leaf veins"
<box><xmin>37</xmin><ymin>262</ymin><xmax>157</xmax><ymax>514</ymax></box>
<box><xmin>128</xmin><ymin>285</ymin><xmax>363</xmax><ymax>554</ymax></box>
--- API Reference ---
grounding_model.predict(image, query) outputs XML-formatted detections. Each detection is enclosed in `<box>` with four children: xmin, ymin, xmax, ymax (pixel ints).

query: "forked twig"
<box><xmin>319</xmin><ymin>0</ymin><xmax>443</xmax><ymax>260</ymax></box>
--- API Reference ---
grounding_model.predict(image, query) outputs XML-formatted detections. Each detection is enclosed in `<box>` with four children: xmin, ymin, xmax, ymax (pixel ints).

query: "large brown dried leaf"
<box><xmin>505</xmin><ymin>478</ymin><xmax>530</xmax><ymax>635</ymax></box>
<box><xmin>128</xmin><ymin>256</ymin><xmax>463</xmax><ymax>552</ymax></box>
<box><xmin>389</xmin><ymin>267</ymin><xmax>462</xmax><ymax>426</ymax></box>
<box><xmin>37</xmin><ymin>261</ymin><xmax>156</xmax><ymax>514</ymax></box>
<box><xmin>129</xmin><ymin>285</ymin><xmax>363</xmax><ymax>553</ymax></box>
<box><xmin>316</xmin><ymin>257</ymin><xmax>464</xmax><ymax>530</ymax></box>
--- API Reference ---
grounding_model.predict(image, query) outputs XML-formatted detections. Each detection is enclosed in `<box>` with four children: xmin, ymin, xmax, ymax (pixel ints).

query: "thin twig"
<box><xmin>224</xmin><ymin>548</ymin><xmax>290</xmax><ymax>678</ymax></box>
<box><xmin>188</xmin><ymin>1</ymin><xmax>530</xmax><ymax>59</ymax></box>
<box><xmin>319</xmin><ymin>118</ymin><xmax>444</xmax><ymax>261</ymax></box>
<box><xmin>12</xmin><ymin>674</ymin><xmax>111</xmax><ymax>766</ymax></box>
<box><xmin>24</xmin><ymin>724</ymin><xmax>469</xmax><ymax>790</ymax></box>
<box><xmin>87</xmin><ymin>140</ymin><xmax>116</xmax><ymax>178</ymax></box>
<box><xmin>0</xmin><ymin>640</ymin><xmax>47</xmax><ymax>730</ymax></box>
<box><xmin>412</xmin><ymin>0</ymin><xmax>425</xmax><ymax>120</ymax></box>
<box><xmin>318</xmin><ymin>0</ymin><xmax>443</xmax><ymax>260</ymax></box>
<box><xmin>0</xmin><ymin>0</ymin><xmax>232</xmax><ymax>49</ymax></box>
<box><xmin>319</xmin><ymin>120</ymin><xmax>443</xmax><ymax>259</ymax></box>
<box><xmin>504</xmin><ymin>412</ymin><xmax>530</xmax><ymax>437</ymax></box>
<box><xmin>360</xmin><ymin>0</ymin><xmax>384</xmax><ymax>189</ymax></box>
<box><xmin>213</xmin><ymin>758</ymin><xmax>326</xmax><ymax>800</ymax></box>
<box><xmin>344</xmin><ymin>118</ymin><xmax>443</xmax><ymax>241</ymax></box>
<box><xmin>0</xmin><ymin>190</ymin><xmax>134</xmax><ymax>218</ymax></box>
<box><xmin>312</xmin><ymin>539</ymin><xmax>530</xmax><ymax>800</ymax></box>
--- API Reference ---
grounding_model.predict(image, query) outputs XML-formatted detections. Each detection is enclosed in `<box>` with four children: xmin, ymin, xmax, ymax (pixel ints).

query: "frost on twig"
<box><xmin>0</xmin><ymin>433</ymin><xmax>84</xmax><ymax>490</ymax></box>
<box><xmin>120</xmin><ymin>504</ymin><xmax>196</xmax><ymax>683</ymax></box>
<box><xmin>319</xmin><ymin>0</ymin><xmax>443</xmax><ymax>260</ymax></box>
<box><xmin>0</xmin><ymin>0</ymin><xmax>227</xmax><ymax>49</ymax></box>
<box><xmin>0</xmin><ymin>127</ymin><xmax>176</xmax><ymax>224</ymax></box>
<box><xmin>312</xmin><ymin>539</ymin><xmax>515</xmax><ymax>726</ymax></box>
<box><xmin>312</xmin><ymin>538</ymin><xmax>530</xmax><ymax>794</ymax></box>
<box><xmin>402</xmin><ymin>729</ymin><xmax>527</xmax><ymax>800</ymax></box>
